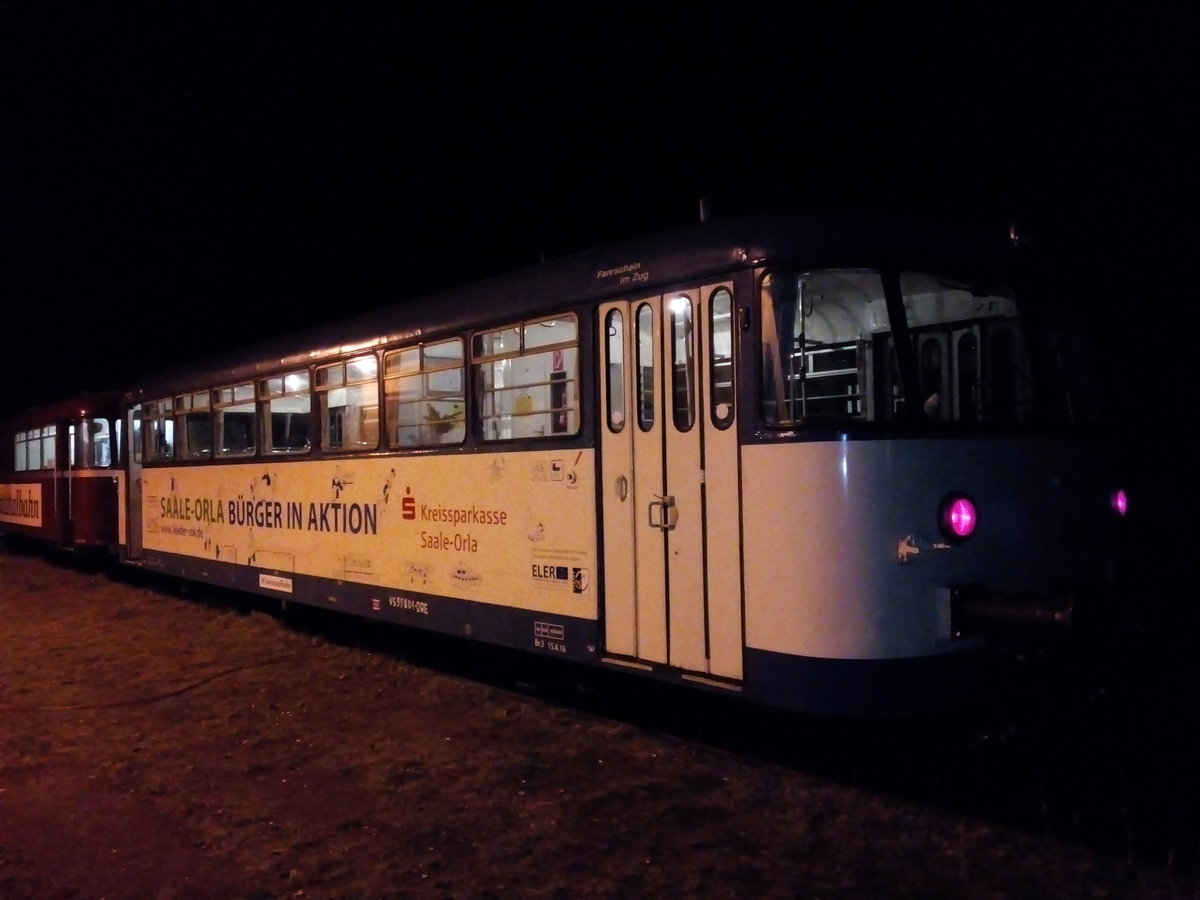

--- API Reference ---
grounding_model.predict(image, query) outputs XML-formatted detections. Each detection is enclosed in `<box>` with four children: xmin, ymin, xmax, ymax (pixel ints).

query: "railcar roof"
<box><xmin>0</xmin><ymin>389</ymin><xmax>126</xmax><ymax>430</ymax></box>
<box><xmin>125</xmin><ymin>206</ymin><xmax>1014</xmax><ymax>400</ymax></box>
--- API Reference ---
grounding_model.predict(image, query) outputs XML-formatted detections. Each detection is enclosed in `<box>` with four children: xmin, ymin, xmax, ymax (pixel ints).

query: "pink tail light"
<box><xmin>938</xmin><ymin>493</ymin><xmax>978</xmax><ymax>541</ymax></box>
<box><xmin>1110</xmin><ymin>488</ymin><xmax>1128</xmax><ymax>517</ymax></box>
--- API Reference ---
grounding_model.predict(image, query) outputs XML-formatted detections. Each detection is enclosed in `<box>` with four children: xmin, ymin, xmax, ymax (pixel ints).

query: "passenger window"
<box><xmin>12</xmin><ymin>431</ymin><xmax>27</xmax><ymax>471</ymax></box>
<box><xmin>384</xmin><ymin>338</ymin><xmax>465</xmax><ymax>447</ymax></box>
<box><xmin>260</xmin><ymin>371</ymin><xmax>312</xmax><ymax>454</ymax></box>
<box><xmin>13</xmin><ymin>427</ymin><xmax>54</xmax><ymax>470</ymax></box>
<box><xmin>316</xmin><ymin>355</ymin><xmax>379</xmax><ymax>451</ymax></box>
<box><xmin>144</xmin><ymin>399</ymin><xmax>175</xmax><ymax>462</ymax></box>
<box><xmin>175</xmin><ymin>391</ymin><xmax>212</xmax><ymax>459</ymax></box>
<box><xmin>214</xmin><ymin>383</ymin><xmax>257</xmax><ymax>457</ymax></box>
<box><xmin>473</xmin><ymin>314</ymin><xmax>579</xmax><ymax>441</ymax></box>
<box><xmin>44</xmin><ymin>427</ymin><xmax>57</xmax><ymax>468</ymax></box>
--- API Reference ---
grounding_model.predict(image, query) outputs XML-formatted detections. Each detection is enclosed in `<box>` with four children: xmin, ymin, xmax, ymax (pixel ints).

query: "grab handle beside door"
<box><xmin>648</xmin><ymin>494</ymin><xmax>678</xmax><ymax>530</ymax></box>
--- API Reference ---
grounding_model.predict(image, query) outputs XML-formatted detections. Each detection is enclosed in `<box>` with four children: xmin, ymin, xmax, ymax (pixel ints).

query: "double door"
<box><xmin>600</xmin><ymin>284</ymin><xmax>743</xmax><ymax>681</ymax></box>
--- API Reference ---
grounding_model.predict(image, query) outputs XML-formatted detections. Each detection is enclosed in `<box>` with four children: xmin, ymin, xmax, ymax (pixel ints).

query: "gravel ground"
<box><xmin>1</xmin><ymin>546</ymin><xmax>1197</xmax><ymax>899</ymax></box>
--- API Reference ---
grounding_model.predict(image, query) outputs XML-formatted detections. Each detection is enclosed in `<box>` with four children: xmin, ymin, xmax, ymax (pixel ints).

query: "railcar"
<box><xmin>111</xmin><ymin>207</ymin><xmax>1127</xmax><ymax>716</ymax></box>
<box><xmin>0</xmin><ymin>390</ymin><xmax>125</xmax><ymax>554</ymax></box>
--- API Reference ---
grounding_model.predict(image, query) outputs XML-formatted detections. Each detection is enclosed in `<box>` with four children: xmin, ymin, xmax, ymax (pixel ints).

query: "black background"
<box><xmin>4</xmin><ymin>5</ymin><xmax>1195</xmax><ymax>423</ymax></box>
<box><xmin>4</xmin><ymin>5</ymin><xmax>1200</xmax><ymax>877</ymax></box>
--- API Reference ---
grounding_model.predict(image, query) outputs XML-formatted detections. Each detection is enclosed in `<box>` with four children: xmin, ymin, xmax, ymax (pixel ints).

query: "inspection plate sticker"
<box><xmin>534</xmin><ymin>621</ymin><xmax>565</xmax><ymax>641</ymax></box>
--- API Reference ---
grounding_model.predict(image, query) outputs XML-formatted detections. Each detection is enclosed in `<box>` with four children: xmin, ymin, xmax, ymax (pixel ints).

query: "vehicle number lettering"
<box><xmin>387</xmin><ymin>595</ymin><xmax>429</xmax><ymax>615</ymax></box>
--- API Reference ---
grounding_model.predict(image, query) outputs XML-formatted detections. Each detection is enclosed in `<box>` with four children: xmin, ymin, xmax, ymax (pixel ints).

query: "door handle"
<box><xmin>648</xmin><ymin>494</ymin><xmax>679</xmax><ymax>531</ymax></box>
<box><xmin>615</xmin><ymin>474</ymin><xmax>628</xmax><ymax>502</ymax></box>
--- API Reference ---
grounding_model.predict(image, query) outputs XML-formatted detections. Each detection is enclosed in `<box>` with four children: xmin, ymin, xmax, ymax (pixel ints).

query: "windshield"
<box><xmin>761</xmin><ymin>267</ymin><xmax>1090</xmax><ymax>427</ymax></box>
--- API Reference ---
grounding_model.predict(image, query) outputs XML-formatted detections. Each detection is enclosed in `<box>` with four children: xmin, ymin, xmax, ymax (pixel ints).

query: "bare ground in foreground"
<box><xmin>1</xmin><ymin>547</ymin><xmax>1197</xmax><ymax>899</ymax></box>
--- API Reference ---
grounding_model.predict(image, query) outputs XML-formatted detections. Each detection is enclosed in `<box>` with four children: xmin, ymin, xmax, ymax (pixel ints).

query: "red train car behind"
<box><xmin>0</xmin><ymin>391</ymin><xmax>124</xmax><ymax>553</ymax></box>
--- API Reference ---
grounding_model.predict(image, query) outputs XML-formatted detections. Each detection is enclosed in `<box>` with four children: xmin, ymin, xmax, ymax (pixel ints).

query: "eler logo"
<box><xmin>531</xmin><ymin>564</ymin><xmax>589</xmax><ymax>593</ymax></box>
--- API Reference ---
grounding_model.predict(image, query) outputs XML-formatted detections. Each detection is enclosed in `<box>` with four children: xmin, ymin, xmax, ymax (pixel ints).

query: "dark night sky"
<box><xmin>2</xmin><ymin>5</ymin><xmax>1196</xmax><ymax>422</ymax></box>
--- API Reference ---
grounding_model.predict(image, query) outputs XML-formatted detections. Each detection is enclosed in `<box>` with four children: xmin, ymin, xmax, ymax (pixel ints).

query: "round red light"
<box><xmin>938</xmin><ymin>494</ymin><xmax>977</xmax><ymax>541</ymax></box>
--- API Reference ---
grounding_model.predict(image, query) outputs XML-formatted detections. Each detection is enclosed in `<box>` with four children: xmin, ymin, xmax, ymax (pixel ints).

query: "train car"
<box><xmin>0</xmin><ymin>390</ymin><xmax>125</xmax><ymax>554</ymax></box>
<box><xmin>116</xmin><ymin>207</ymin><xmax>1128</xmax><ymax>716</ymax></box>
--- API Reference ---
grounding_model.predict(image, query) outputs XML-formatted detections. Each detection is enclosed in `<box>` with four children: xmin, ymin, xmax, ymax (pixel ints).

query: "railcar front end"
<box><xmin>739</xmin><ymin>434</ymin><xmax>1125</xmax><ymax>715</ymax></box>
<box><xmin>732</xmin><ymin>260</ymin><xmax>1127</xmax><ymax>715</ymax></box>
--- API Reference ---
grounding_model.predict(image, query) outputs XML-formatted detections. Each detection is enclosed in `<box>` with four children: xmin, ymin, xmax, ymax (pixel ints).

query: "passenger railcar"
<box><xmin>0</xmin><ymin>390</ymin><xmax>125</xmax><ymax>554</ymax></box>
<box><xmin>11</xmin><ymin>208</ymin><xmax>1127</xmax><ymax>716</ymax></box>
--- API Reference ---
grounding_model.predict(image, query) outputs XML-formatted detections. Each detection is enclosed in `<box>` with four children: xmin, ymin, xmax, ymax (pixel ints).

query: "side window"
<box><xmin>175</xmin><ymin>391</ymin><xmax>212</xmax><ymax>460</ymax></box>
<box><xmin>26</xmin><ymin>429</ymin><xmax>41</xmax><ymax>469</ymax></box>
<box><xmin>214</xmin><ymin>383</ymin><xmax>257</xmax><ymax>457</ymax></box>
<box><xmin>72</xmin><ymin>418</ymin><xmax>113</xmax><ymax>468</ymax></box>
<box><xmin>636</xmin><ymin>304</ymin><xmax>654</xmax><ymax>431</ymax></box>
<box><xmin>761</xmin><ymin>269</ymin><xmax>877</xmax><ymax>425</ymax></box>
<box><xmin>144</xmin><ymin>399</ymin><xmax>175</xmax><ymax>462</ymax></box>
<box><xmin>473</xmin><ymin>314</ymin><xmax>579</xmax><ymax>441</ymax></box>
<box><xmin>709</xmin><ymin>288</ymin><xmax>735</xmax><ymax>428</ymax></box>
<box><xmin>384</xmin><ymin>338</ymin><xmax>465</xmax><ymax>448</ymax></box>
<box><xmin>669</xmin><ymin>295</ymin><xmax>695</xmax><ymax>432</ymax></box>
<box><xmin>260</xmin><ymin>371</ymin><xmax>312</xmax><ymax>454</ymax></box>
<box><xmin>15</xmin><ymin>429</ymin><xmax>36</xmax><ymax>471</ymax></box>
<box><xmin>26</xmin><ymin>429</ymin><xmax>40</xmax><ymax>470</ymax></box>
<box><xmin>897</xmin><ymin>271</ymin><xmax>1030</xmax><ymax>423</ymax></box>
<box><xmin>131</xmin><ymin>409</ymin><xmax>143</xmax><ymax>465</ymax></box>
<box><xmin>605</xmin><ymin>309</ymin><xmax>625</xmax><ymax>432</ymax></box>
<box><xmin>13</xmin><ymin>428</ymin><xmax>52</xmax><ymax>471</ymax></box>
<box><xmin>41</xmin><ymin>426</ymin><xmax>56</xmax><ymax>470</ymax></box>
<box><xmin>316</xmin><ymin>355</ymin><xmax>380</xmax><ymax>452</ymax></box>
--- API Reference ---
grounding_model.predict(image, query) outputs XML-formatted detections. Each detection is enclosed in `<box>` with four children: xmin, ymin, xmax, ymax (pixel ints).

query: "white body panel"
<box><xmin>742</xmin><ymin>438</ymin><xmax>1111</xmax><ymax>660</ymax></box>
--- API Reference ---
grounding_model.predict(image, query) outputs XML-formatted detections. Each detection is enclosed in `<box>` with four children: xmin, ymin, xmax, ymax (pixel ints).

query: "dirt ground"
<box><xmin>1</xmin><ymin>547</ymin><xmax>1198</xmax><ymax>900</ymax></box>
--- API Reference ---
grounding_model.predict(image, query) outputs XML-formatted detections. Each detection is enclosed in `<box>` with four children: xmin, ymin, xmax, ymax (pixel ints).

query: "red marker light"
<box><xmin>1110</xmin><ymin>489</ymin><xmax>1128</xmax><ymax>517</ymax></box>
<box><xmin>938</xmin><ymin>493</ymin><xmax>977</xmax><ymax>542</ymax></box>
